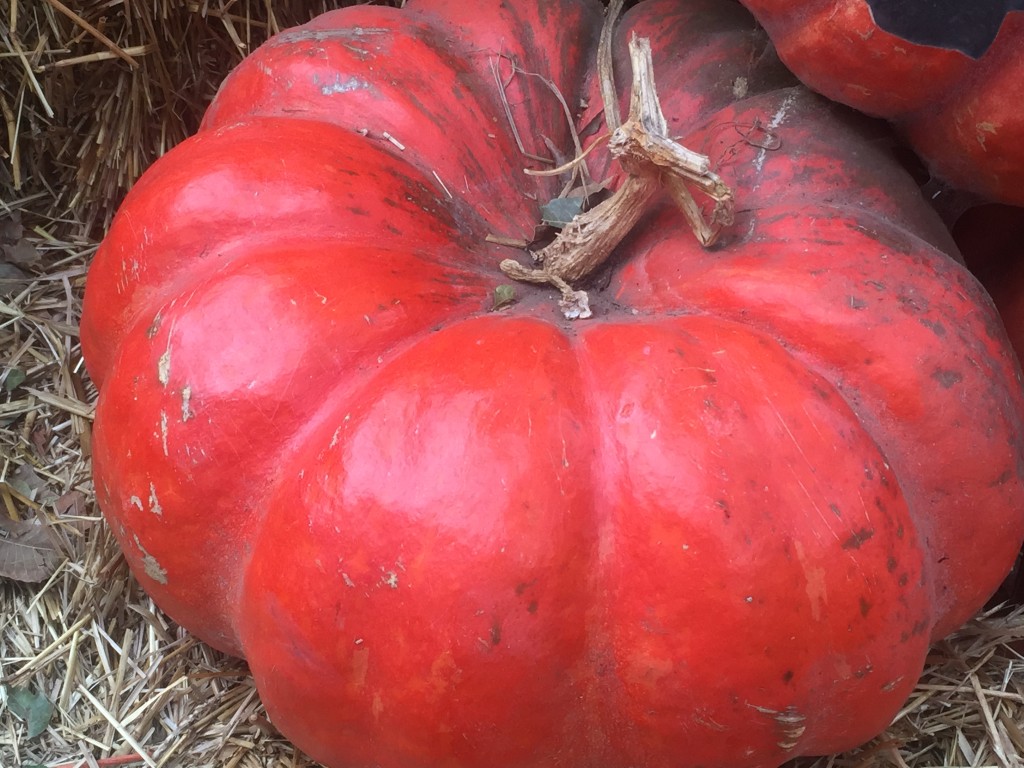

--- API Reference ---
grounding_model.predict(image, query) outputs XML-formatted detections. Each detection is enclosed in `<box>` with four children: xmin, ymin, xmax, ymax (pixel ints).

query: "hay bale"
<box><xmin>1</xmin><ymin>0</ymin><xmax>373</xmax><ymax>237</ymax></box>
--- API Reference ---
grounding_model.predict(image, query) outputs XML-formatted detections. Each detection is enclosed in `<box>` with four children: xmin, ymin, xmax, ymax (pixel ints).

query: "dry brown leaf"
<box><xmin>54</xmin><ymin>489</ymin><xmax>89</xmax><ymax>518</ymax></box>
<box><xmin>54</xmin><ymin>489</ymin><xmax>85</xmax><ymax>515</ymax></box>
<box><xmin>0</xmin><ymin>262</ymin><xmax>30</xmax><ymax>295</ymax></box>
<box><xmin>0</xmin><ymin>515</ymin><xmax>62</xmax><ymax>582</ymax></box>
<box><xmin>0</xmin><ymin>211</ymin><xmax>23</xmax><ymax>244</ymax></box>
<box><xmin>3</xmin><ymin>238</ymin><xmax>42</xmax><ymax>267</ymax></box>
<box><xmin>9</xmin><ymin>463</ymin><xmax>57</xmax><ymax>504</ymax></box>
<box><xmin>29</xmin><ymin>421</ymin><xmax>51</xmax><ymax>459</ymax></box>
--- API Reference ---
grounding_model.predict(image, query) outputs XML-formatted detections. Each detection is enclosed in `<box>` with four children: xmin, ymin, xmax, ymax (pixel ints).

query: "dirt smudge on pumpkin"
<box><xmin>428</xmin><ymin>650</ymin><xmax>461</xmax><ymax>696</ymax></box>
<box><xmin>841</xmin><ymin>527</ymin><xmax>875</xmax><ymax>550</ymax></box>
<box><xmin>931</xmin><ymin>368</ymin><xmax>964</xmax><ymax>388</ymax></box>
<box><xmin>859</xmin><ymin>595</ymin><xmax>873</xmax><ymax>617</ymax></box>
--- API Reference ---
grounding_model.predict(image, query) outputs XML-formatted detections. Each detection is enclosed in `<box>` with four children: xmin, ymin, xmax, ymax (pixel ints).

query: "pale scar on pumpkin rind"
<box><xmin>499</xmin><ymin>33</ymin><xmax>734</xmax><ymax>320</ymax></box>
<box><xmin>132</xmin><ymin>534</ymin><xmax>169</xmax><ymax>585</ymax></box>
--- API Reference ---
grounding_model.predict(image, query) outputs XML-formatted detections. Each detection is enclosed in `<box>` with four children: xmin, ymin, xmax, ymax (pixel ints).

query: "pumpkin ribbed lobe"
<box><xmin>236</xmin><ymin>316</ymin><xmax>600</xmax><ymax>766</ymax></box>
<box><xmin>92</xmin><ymin>239</ymin><xmax>493</xmax><ymax>652</ymax></box>
<box><xmin>573</xmin><ymin>317</ymin><xmax>931</xmax><ymax>762</ymax></box>
<box><xmin>80</xmin><ymin>118</ymin><xmax>476</xmax><ymax>389</ymax></box>
<box><xmin>201</xmin><ymin>1</ymin><xmax>601</xmax><ymax>242</ymax></box>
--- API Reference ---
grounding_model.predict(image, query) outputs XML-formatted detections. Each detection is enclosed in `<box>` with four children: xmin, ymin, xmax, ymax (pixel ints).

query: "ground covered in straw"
<box><xmin>2</xmin><ymin>1</ymin><xmax>1024</xmax><ymax>767</ymax></box>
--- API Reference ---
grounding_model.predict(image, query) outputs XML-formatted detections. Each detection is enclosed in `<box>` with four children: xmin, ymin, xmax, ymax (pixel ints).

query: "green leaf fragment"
<box><xmin>540</xmin><ymin>197</ymin><xmax>585</xmax><ymax>229</ymax></box>
<box><xmin>3</xmin><ymin>368</ymin><xmax>26</xmax><ymax>391</ymax></box>
<box><xmin>492</xmin><ymin>284</ymin><xmax>517</xmax><ymax>310</ymax></box>
<box><xmin>3</xmin><ymin>684</ymin><xmax>54</xmax><ymax>739</ymax></box>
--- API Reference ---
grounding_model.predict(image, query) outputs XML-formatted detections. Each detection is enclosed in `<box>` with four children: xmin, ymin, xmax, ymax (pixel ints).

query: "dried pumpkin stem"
<box><xmin>500</xmin><ymin>34</ymin><xmax>734</xmax><ymax>319</ymax></box>
<box><xmin>500</xmin><ymin>173</ymin><xmax>658</xmax><ymax>318</ymax></box>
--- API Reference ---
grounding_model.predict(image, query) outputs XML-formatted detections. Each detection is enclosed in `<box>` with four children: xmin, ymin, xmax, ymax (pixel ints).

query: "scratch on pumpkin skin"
<box><xmin>118</xmin><ymin>258</ymin><xmax>141</xmax><ymax>295</ymax></box>
<box><xmin>160</xmin><ymin>411</ymin><xmax>169</xmax><ymax>456</ymax></box>
<box><xmin>275</xmin><ymin>26</ymin><xmax>389</xmax><ymax>49</ymax></box>
<box><xmin>766</xmin><ymin>394</ymin><xmax>814</xmax><ymax>475</ymax></box>
<box><xmin>748</xmin><ymin>704</ymin><xmax>807</xmax><ymax>751</ymax></box>
<box><xmin>754</xmin><ymin>93</ymin><xmax>796</xmax><ymax>175</ymax></box>
<box><xmin>148</xmin><ymin>483</ymin><xmax>162</xmax><ymax>516</ymax></box>
<box><xmin>775</xmin><ymin>707</ymin><xmax>807</xmax><ymax>750</ymax></box>
<box><xmin>181</xmin><ymin>385</ymin><xmax>193</xmax><ymax>422</ymax></box>
<box><xmin>801</xmin><ymin>404</ymin><xmax>826</xmax><ymax>441</ymax></box>
<box><xmin>157</xmin><ymin>348</ymin><xmax>171</xmax><ymax>387</ymax></box>
<box><xmin>976</xmin><ymin>121</ymin><xmax>997</xmax><ymax>149</ymax></box>
<box><xmin>766</xmin><ymin>394</ymin><xmax>862</xmax><ymax>554</ymax></box>
<box><xmin>881</xmin><ymin>676</ymin><xmax>904</xmax><ymax>692</ymax></box>
<box><xmin>314</xmin><ymin>74</ymin><xmax>371</xmax><ymax>96</ymax></box>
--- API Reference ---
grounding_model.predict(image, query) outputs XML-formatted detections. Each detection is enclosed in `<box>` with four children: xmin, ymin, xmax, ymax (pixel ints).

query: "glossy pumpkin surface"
<box><xmin>738</xmin><ymin>0</ymin><xmax>1024</xmax><ymax>205</ymax></box>
<box><xmin>81</xmin><ymin>1</ymin><xmax>1024</xmax><ymax>766</ymax></box>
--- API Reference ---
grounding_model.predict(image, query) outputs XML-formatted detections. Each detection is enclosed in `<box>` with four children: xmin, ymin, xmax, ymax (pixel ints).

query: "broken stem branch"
<box><xmin>499</xmin><ymin>34</ymin><xmax>734</xmax><ymax>319</ymax></box>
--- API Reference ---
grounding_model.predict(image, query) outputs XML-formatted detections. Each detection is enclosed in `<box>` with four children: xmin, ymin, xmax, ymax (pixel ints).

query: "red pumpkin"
<box><xmin>80</xmin><ymin>1</ymin><xmax>1024</xmax><ymax>767</ymax></box>
<box><xmin>957</xmin><ymin>203</ymin><xmax>1024</xmax><ymax>376</ymax></box>
<box><xmin>737</xmin><ymin>0</ymin><xmax>1024</xmax><ymax>205</ymax></box>
<box><xmin>953</xmin><ymin>203</ymin><xmax>1024</xmax><ymax>604</ymax></box>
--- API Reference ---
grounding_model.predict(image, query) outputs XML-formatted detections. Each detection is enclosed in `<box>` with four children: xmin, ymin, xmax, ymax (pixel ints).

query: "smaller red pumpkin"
<box><xmin>738</xmin><ymin>0</ymin><xmax>1024</xmax><ymax>205</ymax></box>
<box><xmin>957</xmin><ymin>203</ymin><xmax>1024</xmax><ymax>359</ymax></box>
<box><xmin>955</xmin><ymin>201</ymin><xmax>1024</xmax><ymax>604</ymax></box>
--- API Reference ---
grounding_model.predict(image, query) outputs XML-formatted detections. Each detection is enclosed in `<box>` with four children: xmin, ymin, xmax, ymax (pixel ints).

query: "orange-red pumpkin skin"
<box><xmin>81</xmin><ymin>1</ymin><xmax>1024</xmax><ymax>767</ymax></box>
<box><xmin>738</xmin><ymin>0</ymin><xmax>1024</xmax><ymax>205</ymax></box>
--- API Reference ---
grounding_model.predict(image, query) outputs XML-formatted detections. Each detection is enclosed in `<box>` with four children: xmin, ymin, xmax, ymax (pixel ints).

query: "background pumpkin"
<box><xmin>80</xmin><ymin>0</ymin><xmax>1024</xmax><ymax>767</ymax></box>
<box><xmin>736</xmin><ymin>0</ymin><xmax>1024</xmax><ymax>206</ymax></box>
